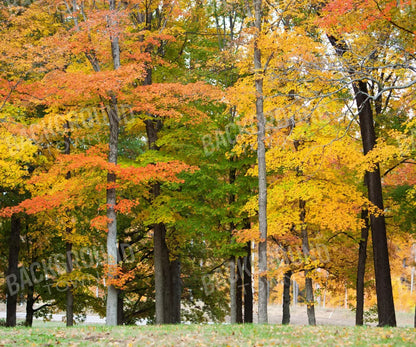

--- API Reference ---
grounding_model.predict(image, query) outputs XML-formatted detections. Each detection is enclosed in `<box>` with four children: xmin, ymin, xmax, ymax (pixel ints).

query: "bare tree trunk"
<box><xmin>300</xmin><ymin>199</ymin><xmax>316</xmax><ymax>326</ymax></box>
<box><xmin>356</xmin><ymin>209</ymin><xmax>369</xmax><ymax>325</ymax></box>
<box><xmin>117</xmin><ymin>243</ymin><xmax>124</xmax><ymax>325</ymax></box>
<box><xmin>6</xmin><ymin>214</ymin><xmax>21</xmax><ymax>327</ymax></box>
<box><xmin>105</xmin><ymin>0</ymin><xmax>121</xmax><ymax>326</ymax></box>
<box><xmin>117</xmin><ymin>290</ymin><xmax>124</xmax><ymax>325</ymax></box>
<box><xmin>154</xmin><ymin>222</ymin><xmax>165</xmax><ymax>324</ymax></box>
<box><xmin>64</xmin><ymin>121</ymin><xmax>74</xmax><ymax>327</ymax></box>
<box><xmin>229</xmin><ymin>256</ymin><xmax>237</xmax><ymax>323</ymax></box>
<box><xmin>244</xmin><ymin>241</ymin><xmax>253</xmax><ymax>323</ymax></box>
<box><xmin>236</xmin><ymin>256</ymin><xmax>243</xmax><ymax>323</ymax></box>
<box><xmin>282</xmin><ymin>269</ymin><xmax>292</xmax><ymax>325</ymax></box>
<box><xmin>253</xmin><ymin>0</ymin><xmax>268</xmax><ymax>324</ymax></box>
<box><xmin>66</xmin><ymin>242</ymin><xmax>74</xmax><ymax>326</ymax></box>
<box><xmin>25</xmin><ymin>285</ymin><xmax>35</xmax><ymax>327</ymax></box>
<box><xmin>153</xmin><ymin>222</ymin><xmax>175</xmax><ymax>324</ymax></box>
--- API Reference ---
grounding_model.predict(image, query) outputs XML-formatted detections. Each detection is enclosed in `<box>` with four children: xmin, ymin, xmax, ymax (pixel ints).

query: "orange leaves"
<box><xmin>114</xmin><ymin>198</ymin><xmax>140</xmax><ymax>214</ymax></box>
<box><xmin>0</xmin><ymin>191</ymin><xmax>69</xmax><ymax>218</ymax></box>
<box><xmin>90</xmin><ymin>215</ymin><xmax>112</xmax><ymax>232</ymax></box>
<box><xmin>104</xmin><ymin>263</ymin><xmax>136</xmax><ymax>290</ymax></box>
<box><xmin>124</xmin><ymin>82</ymin><xmax>222</xmax><ymax>123</ymax></box>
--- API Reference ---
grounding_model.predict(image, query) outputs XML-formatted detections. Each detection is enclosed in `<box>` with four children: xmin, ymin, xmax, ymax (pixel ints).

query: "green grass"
<box><xmin>0</xmin><ymin>324</ymin><xmax>415</xmax><ymax>346</ymax></box>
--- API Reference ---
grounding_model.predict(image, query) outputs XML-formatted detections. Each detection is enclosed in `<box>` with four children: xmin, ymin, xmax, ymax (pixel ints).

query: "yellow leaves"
<box><xmin>0</xmin><ymin>126</ymin><xmax>37</xmax><ymax>189</ymax></box>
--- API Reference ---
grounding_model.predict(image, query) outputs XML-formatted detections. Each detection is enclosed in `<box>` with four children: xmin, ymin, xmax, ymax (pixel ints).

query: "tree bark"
<box><xmin>229</xmin><ymin>256</ymin><xmax>237</xmax><ymax>323</ymax></box>
<box><xmin>282</xmin><ymin>269</ymin><xmax>292</xmax><ymax>325</ymax></box>
<box><xmin>105</xmin><ymin>0</ymin><xmax>121</xmax><ymax>327</ymax></box>
<box><xmin>64</xmin><ymin>121</ymin><xmax>74</xmax><ymax>327</ymax></box>
<box><xmin>254</xmin><ymin>0</ymin><xmax>268</xmax><ymax>324</ymax></box>
<box><xmin>236</xmin><ymin>256</ymin><xmax>243</xmax><ymax>323</ymax></box>
<box><xmin>300</xmin><ymin>199</ymin><xmax>316</xmax><ymax>326</ymax></box>
<box><xmin>66</xmin><ymin>242</ymin><xmax>74</xmax><ymax>326</ymax></box>
<box><xmin>170</xmin><ymin>258</ymin><xmax>181</xmax><ymax>324</ymax></box>
<box><xmin>25</xmin><ymin>284</ymin><xmax>35</xmax><ymax>327</ymax></box>
<box><xmin>117</xmin><ymin>242</ymin><xmax>125</xmax><ymax>325</ymax></box>
<box><xmin>117</xmin><ymin>290</ymin><xmax>124</xmax><ymax>325</ymax></box>
<box><xmin>153</xmin><ymin>222</ymin><xmax>165</xmax><ymax>324</ymax></box>
<box><xmin>243</xmin><ymin>241</ymin><xmax>253</xmax><ymax>323</ymax></box>
<box><xmin>6</xmin><ymin>214</ymin><xmax>21</xmax><ymax>327</ymax></box>
<box><xmin>353</xmin><ymin>81</ymin><xmax>396</xmax><ymax>327</ymax></box>
<box><xmin>153</xmin><ymin>222</ymin><xmax>175</xmax><ymax>324</ymax></box>
<box><xmin>356</xmin><ymin>209</ymin><xmax>369</xmax><ymax>325</ymax></box>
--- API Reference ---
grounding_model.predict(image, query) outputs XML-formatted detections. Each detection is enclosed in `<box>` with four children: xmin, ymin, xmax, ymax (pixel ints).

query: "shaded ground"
<box><xmin>1</xmin><ymin>303</ymin><xmax>414</xmax><ymax>327</ymax></box>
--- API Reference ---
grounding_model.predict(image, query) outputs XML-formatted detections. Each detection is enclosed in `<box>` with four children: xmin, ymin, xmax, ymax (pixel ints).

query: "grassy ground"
<box><xmin>0</xmin><ymin>324</ymin><xmax>415</xmax><ymax>346</ymax></box>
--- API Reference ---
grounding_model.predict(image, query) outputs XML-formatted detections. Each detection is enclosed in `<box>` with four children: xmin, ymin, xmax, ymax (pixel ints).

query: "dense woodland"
<box><xmin>0</xmin><ymin>0</ymin><xmax>415</xmax><ymax>328</ymax></box>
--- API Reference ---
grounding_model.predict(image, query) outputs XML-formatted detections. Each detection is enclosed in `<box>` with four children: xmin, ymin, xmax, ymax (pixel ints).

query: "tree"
<box><xmin>253</xmin><ymin>0</ymin><xmax>268</xmax><ymax>324</ymax></box>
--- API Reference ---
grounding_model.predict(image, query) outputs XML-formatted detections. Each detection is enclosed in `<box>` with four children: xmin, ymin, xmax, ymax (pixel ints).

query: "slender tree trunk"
<box><xmin>161</xmin><ymin>228</ymin><xmax>173</xmax><ymax>323</ymax></box>
<box><xmin>327</xmin><ymin>36</ymin><xmax>396</xmax><ymax>327</ymax></box>
<box><xmin>105</xmin><ymin>96</ymin><xmax>119</xmax><ymax>326</ymax></box>
<box><xmin>64</xmin><ymin>121</ymin><xmax>74</xmax><ymax>327</ymax></box>
<box><xmin>117</xmin><ymin>290</ymin><xmax>124</xmax><ymax>325</ymax></box>
<box><xmin>105</xmin><ymin>0</ymin><xmax>121</xmax><ymax>327</ymax></box>
<box><xmin>236</xmin><ymin>256</ymin><xmax>243</xmax><ymax>323</ymax></box>
<box><xmin>66</xmin><ymin>242</ymin><xmax>74</xmax><ymax>326</ymax></box>
<box><xmin>254</xmin><ymin>0</ymin><xmax>268</xmax><ymax>324</ymax></box>
<box><xmin>300</xmin><ymin>199</ymin><xmax>316</xmax><ymax>326</ymax></box>
<box><xmin>229</xmin><ymin>256</ymin><xmax>237</xmax><ymax>323</ymax></box>
<box><xmin>356</xmin><ymin>209</ymin><xmax>369</xmax><ymax>325</ymax></box>
<box><xmin>244</xmin><ymin>241</ymin><xmax>253</xmax><ymax>323</ymax></box>
<box><xmin>282</xmin><ymin>269</ymin><xmax>292</xmax><ymax>325</ymax></box>
<box><xmin>6</xmin><ymin>214</ymin><xmax>21</xmax><ymax>327</ymax></box>
<box><xmin>25</xmin><ymin>285</ymin><xmax>35</xmax><ymax>327</ymax></box>
<box><xmin>117</xmin><ymin>243</ymin><xmax>124</xmax><ymax>325</ymax></box>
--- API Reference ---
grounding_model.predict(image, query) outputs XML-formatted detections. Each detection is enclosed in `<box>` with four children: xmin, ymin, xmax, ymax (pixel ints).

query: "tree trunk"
<box><xmin>282</xmin><ymin>269</ymin><xmax>292</xmax><ymax>325</ymax></box>
<box><xmin>300</xmin><ymin>199</ymin><xmax>316</xmax><ymax>326</ymax></box>
<box><xmin>6</xmin><ymin>214</ymin><xmax>21</xmax><ymax>327</ymax></box>
<box><xmin>105</xmin><ymin>0</ymin><xmax>121</xmax><ymax>327</ymax></box>
<box><xmin>353</xmin><ymin>81</ymin><xmax>396</xmax><ymax>327</ymax></box>
<box><xmin>105</xmin><ymin>96</ymin><xmax>119</xmax><ymax>326</ymax></box>
<box><xmin>236</xmin><ymin>256</ymin><xmax>243</xmax><ymax>323</ymax></box>
<box><xmin>66</xmin><ymin>242</ymin><xmax>74</xmax><ymax>326</ymax></box>
<box><xmin>243</xmin><ymin>241</ymin><xmax>253</xmax><ymax>323</ymax></box>
<box><xmin>117</xmin><ymin>290</ymin><xmax>124</xmax><ymax>325</ymax></box>
<box><xmin>327</xmin><ymin>35</ymin><xmax>396</xmax><ymax>327</ymax></box>
<box><xmin>64</xmin><ymin>121</ymin><xmax>74</xmax><ymax>327</ymax></box>
<box><xmin>25</xmin><ymin>285</ymin><xmax>35</xmax><ymax>327</ymax></box>
<box><xmin>356</xmin><ymin>209</ymin><xmax>369</xmax><ymax>325</ymax></box>
<box><xmin>170</xmin><ymin>258</ymin><xmax>181</xmax><ymax>324</ymax></box>
<box><xmin>229</xmin><ymin>256</ymin><xmax>237</xmax><ymax>323</ymax></box>
<box><xmin>117</xmin><ymin>243</ymin><xmax>124</xmax><ymax>325</ymax></box>
<box><xmin>154</xmin><ymin>222</ymin><xmax>165</xmax><ymax>324</ymax></box>
<box><xmin>153</xmin><ymin>222</ymin><xmax>174</xmax><ymax>324</ymax></box>
<box><xmin>254</xmin><ymin>0</ymin><xmax>268</xmax><ymax>324</ymax></box>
